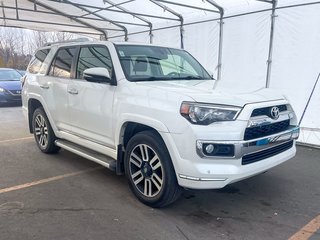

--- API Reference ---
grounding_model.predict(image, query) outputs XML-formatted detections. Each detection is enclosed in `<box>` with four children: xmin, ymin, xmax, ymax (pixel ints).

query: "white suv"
<box><xmin>22</xmin><ymin>40</ymin><xmax>299</xmax><ymax>207</ymax></box>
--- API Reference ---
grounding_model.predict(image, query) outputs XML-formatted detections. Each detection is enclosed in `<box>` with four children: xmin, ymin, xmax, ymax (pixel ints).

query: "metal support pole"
<box><xmin>180</xmin><ymin>21</ymin><xmax>184</xmax><ymax>49</ymax></box>
<box><xmin>1</xmin><ymin>2</ymin><xmax>7</xmax><ymax>26</ymax></box>
<box><xmin>265</xmin><ymin>0</ymin><xmax>278</xmax><ymax>88</ymax></box>
<box><xmin>206</xmin><ymin>0</ymin><xmax>224</xmax><ymax>81</ymax></box>
<box><xmin>15</xmin><ymin>0</ymin><xmax>19</xmax><ymax>20</ymax></box>
<box><xmin>149</xmin><ymin>27</ymin><xmax>153</xmax><ymax>44</ymax></box>
<box><xmin>217</xmin><ymin>13</ymin><xmax>224</xmax><ymax>81</ymax></box>
<box><xmin>299</xmin><ymin>73</ymin><xmax>320</xmax><ymax>126</ymax></box>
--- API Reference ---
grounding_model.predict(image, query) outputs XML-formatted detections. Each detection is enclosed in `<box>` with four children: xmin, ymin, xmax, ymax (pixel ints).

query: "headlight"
<box><xmin>180</xmin><ymin>102</ymin><xmax>241</xmax><ymax>125</ymax></box>
<box><xmin>0</xmin><ymin>87</ymin><xmax>6</xmax><ymax>92</ymax></box>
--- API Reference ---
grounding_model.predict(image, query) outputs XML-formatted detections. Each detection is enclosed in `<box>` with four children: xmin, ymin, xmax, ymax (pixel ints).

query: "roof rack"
<box><xmin>44</xmin><ymin>37</ymin><xmax>90</xmax><ymax>46</ymax></box>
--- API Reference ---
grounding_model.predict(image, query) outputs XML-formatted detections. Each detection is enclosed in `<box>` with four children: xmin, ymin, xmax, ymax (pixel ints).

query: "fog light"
<box><xmin>205</xmin><ymin>144</ymin><xmax>215</xmax><ymax>154</ymax></box>
<box><xmin>200</xmin><ymin>143</ymin><xmax>235</xmax><ymax>157</ymax></box>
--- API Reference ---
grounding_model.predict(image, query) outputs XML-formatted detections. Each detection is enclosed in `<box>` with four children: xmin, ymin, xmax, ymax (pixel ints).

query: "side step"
<box><xmin>55</xmin><ymin>139</ymin><xmax>116</xmax><ymax>171</ymax></box>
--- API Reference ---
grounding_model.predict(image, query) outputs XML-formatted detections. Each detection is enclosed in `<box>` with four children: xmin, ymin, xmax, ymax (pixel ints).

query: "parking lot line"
<box><xmin>0</xmin><ymin>136</ymin><xmax>33</xmax><ymax>144</ymax></box>
<box><xmin>0</xmin><ymin>167</ymin><xmax>103</xmax><ymax>195</ymax></box>
<box><xmin>288</xmin><ymin>214</ymin><xmax>320</xmax><ymax>240</ymax></box>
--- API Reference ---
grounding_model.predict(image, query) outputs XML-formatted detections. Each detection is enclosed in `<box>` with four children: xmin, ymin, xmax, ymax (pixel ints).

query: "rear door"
<box><xmin>67</xmin><ymin>44</ymin><xmax>116</xmax><ymax>148</ymax></box>
<box><xmin>41</xmin><ymin>46</ymin><xmax>77</xmax><ymax>131</ymax></box>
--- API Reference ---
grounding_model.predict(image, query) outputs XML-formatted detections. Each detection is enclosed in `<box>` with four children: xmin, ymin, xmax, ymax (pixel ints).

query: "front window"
<box><xmin>116</xmin><ymin>45</ymin><xmax>211</xmax><ymax>81</ymax></box>
<box><xmin>0</xmin><ymin>69</ymin><xmax>22</xmax><ymax>81</ymax></box>
<box><xmin>76</xmin><ymin>46</ymin><xmax>113</xmax><ymax>79</ymax></box>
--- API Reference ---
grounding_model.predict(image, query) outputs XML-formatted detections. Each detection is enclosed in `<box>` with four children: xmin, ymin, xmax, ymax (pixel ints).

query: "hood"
<box><xmin>136</xmin><ymin>80</ymin><xmax>284</xmax><ymax>107</ymax></box>
<box><xmin>0</xmin><ymin>81</ymin><xmax>22</xmax><ymax>91</ymax></box>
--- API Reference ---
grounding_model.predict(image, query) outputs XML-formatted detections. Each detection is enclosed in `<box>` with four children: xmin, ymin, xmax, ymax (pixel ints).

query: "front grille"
<box><xmin>251</xmin><ymin>104</ymin><xmax>287</xmax><ymax>117</ymax></box>
<box><xmin>244</xmin><ymin>120</ymin><xmax>290</xmax><ymax>140</ymax></box>
<box><xmin>242</xmin><ymin>140</ymin><xmax>293</xmax><ymax>165</ymax></box>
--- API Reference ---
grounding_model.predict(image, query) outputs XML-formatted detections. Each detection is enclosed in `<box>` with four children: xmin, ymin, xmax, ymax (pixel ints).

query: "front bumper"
<box><xmin>164</xmin><ymin>126</ymin><xmax>299</xmax><ymax>190</ymax></box>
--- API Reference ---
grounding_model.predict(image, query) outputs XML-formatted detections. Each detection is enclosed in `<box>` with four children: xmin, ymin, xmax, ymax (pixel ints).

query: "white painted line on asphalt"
<box><xmin>288</xmin><ymin>214</ymin><xmax>320</xmax><ymax>240</ymax></box>
<box><xmin>0</xmin><ymin>167</ymin><xmax>103</xmax><ymax>195</ymax></box>
<box><xmin>0</xmin><ymin>136</ymin><xmax>33</xmax><ymax>144</ymax></box>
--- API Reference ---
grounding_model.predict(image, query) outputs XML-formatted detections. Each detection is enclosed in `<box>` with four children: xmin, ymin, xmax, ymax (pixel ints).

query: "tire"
<box><xmin>32</xmin><ymin>107</ymin><xmax>60</xmax><ymax>154</ymax></box>
<box><xmin>124</xmin><ymin>131</ymin><xmax>182</xmax><ymax>208</ymax></box>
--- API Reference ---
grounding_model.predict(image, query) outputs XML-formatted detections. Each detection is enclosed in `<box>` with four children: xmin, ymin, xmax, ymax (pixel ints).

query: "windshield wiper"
<box><xmin>132</xmin><ymin>76</ymin><xmax>171</xmax><ymax>82</ymax></box>
<box><xmin>132</xmin><ymin>75</ymin><xmax>206</xmax><ymax>82</ymax></box>
<box><xmin>170</xmin><ymin>75</ymin><xmax>204</xmax><ymax>80</ymax></box>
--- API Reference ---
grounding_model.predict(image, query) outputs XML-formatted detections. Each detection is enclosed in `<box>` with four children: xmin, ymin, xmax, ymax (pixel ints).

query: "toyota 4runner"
<box><xmin>22</xmin><ymin>39</ymin><xmax>300</xmax><ymax>207</ymax></box>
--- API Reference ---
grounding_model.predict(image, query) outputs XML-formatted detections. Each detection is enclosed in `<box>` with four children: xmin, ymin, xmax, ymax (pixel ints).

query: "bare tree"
<box><xmin>0</xmin><ymin>27</ymin><xmax>88</xmax><ymax>69</ymax></box>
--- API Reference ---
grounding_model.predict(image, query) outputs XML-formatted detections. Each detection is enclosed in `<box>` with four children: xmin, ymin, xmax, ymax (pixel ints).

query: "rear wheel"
<box><xmin>125</xmin><ymin>131</ymin><xmax>182</xmax><ymax>208</ymax></box>
<box><xmin>32</xmin><ymin>107</ymin><xmax>60</xmax><ymax>154</ymax></box>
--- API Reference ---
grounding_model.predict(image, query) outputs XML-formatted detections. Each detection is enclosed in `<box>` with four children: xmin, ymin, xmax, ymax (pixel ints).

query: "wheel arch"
<box><xmin>28</xmin><ymin>98</ymin><xmax>43</xmax><ymax>133</ymax></box>
<box><xmin>119</xmin><ymin>122</ymin><xmax>164</xmax><ymax>150</ymax></box>
<box><xmin>115</xmin><ymin>114</ymin><xmax>170</xmax><ymax>151</ymax></box>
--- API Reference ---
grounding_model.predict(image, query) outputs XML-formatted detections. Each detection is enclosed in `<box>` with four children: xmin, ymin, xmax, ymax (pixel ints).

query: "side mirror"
<box><xmin>83</xmin><ymin>67</ymin><xmax>112</xmax><ymax>83</ymax></box>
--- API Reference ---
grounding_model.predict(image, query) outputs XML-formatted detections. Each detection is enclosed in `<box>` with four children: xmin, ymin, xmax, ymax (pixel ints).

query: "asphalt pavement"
<box><xmin>0</xmin><ymin>105</ymin><xmax>319</xmax><ymax>240</ymax></box>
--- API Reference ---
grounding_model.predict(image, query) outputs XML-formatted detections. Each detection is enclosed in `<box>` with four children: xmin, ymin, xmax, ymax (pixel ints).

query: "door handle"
<box><xmin>68</xmin><ymin>88</ymin><xmax>78</xmax><ymax>95</ymax></box>
<box><xmin>40</xmin><ymin>84</ymin><xmax>49</xmax><ymax>89</ymax></box>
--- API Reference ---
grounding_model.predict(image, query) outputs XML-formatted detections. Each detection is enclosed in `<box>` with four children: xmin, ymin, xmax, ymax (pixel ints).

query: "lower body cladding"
<box><xmin>163</xmin><ymin>127</ymin><xmax>299</xmax><ymax>189</ymax></box>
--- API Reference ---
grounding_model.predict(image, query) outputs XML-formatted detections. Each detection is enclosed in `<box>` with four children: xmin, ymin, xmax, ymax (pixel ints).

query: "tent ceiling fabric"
<box><xmin>0</xmin><ymin>0</ymin><xmax>272</xmax><ymax>38</ymax></box>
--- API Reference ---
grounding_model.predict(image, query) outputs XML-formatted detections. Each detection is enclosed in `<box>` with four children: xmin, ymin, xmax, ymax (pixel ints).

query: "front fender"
<box><xmin>114</xmin><ymin>113</ymin><xmax>170</xmax><ymax>146</ymax></box>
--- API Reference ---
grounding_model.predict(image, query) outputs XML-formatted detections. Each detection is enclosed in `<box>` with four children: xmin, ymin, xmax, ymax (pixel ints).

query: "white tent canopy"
<box><xmin>1</xmin><ymin>0</ymin><xmax>320</xmax><ymax>146</ymax></box>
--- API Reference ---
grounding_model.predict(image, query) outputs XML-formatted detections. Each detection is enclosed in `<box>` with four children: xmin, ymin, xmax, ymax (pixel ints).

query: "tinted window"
<box><xmin>28</xmin><ymin>49</ymin><xmax>50</xmax><ymax>74</ymax></box>
<box><xmin>76</xmin><ymin>46</ymin><xmax>112</xmax><ymax>79</ymax></box>
<box><xmin>49</xmin><ymin>47</ymin><xmax>76</xmax><ymax>78</ymax></box>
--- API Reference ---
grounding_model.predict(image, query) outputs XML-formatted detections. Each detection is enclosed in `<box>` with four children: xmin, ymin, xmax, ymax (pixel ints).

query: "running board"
<box><xmin>55</xmin><ymin>140</ymin><xmax>116</xmax><ymax>171</ymax></box>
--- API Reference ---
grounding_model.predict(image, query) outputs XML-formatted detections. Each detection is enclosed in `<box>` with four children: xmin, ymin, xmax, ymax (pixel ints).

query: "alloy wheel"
<box><xmin>129</xmin><ymin>144</ymin><xmax>164</xmax><ymax>198</ymax></box>
<box><xmin>34</xmin><ymin>114</ymin><xmax>49</xmax><ymax>148</ymax></box>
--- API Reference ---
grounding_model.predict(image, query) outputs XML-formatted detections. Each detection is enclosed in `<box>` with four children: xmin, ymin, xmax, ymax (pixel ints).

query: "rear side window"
<box><xmin>28</xmin><ymin>49</ymin><xmax>50</xmax><ymax>74</ymax></box>
<box><xmin>49</xmin><ymin>47</ymin><xmax>76</xmax><ymax>78</ymax></box>
<box><xmin>76</xmin><ymin>46</ymin><xmax>113</xmax><ymax>79</ymax></box>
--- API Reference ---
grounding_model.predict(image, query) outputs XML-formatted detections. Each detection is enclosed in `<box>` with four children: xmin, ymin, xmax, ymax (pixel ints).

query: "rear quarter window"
<box><xmin>27</xmin><ymin>49</ymin><xmax>51</xmax><ymax>74</ymax></box>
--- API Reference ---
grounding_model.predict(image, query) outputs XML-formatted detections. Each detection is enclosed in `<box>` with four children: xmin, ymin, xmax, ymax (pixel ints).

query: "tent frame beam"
<box><xmin>46</xmin><ymin>0</ymin><xmax>180</xmax><ymax>22</ymax></box>
<box><xmin>153</xmin><ymin>0</ymin><xmax>219</xmax><ymax>14</ymax></box>
<box><xmin>60</xmin><ymin>0</ymin><xmax>128</xmax><ymax>41</ymax></box>
<box><xmin>79</xmin><ymin>0</ymin><xmax>134</xmax><ymax>18</ymax></box>
<box><xmin>149</xmin><ymin>0</ymin><xmax>184</xmax><ymax>48</ymax></box>
<box><xmin>103</xmin><ymin>0</ymin><xmax>153</xmax><ymax>43</ymax></box>
<box><xmin>0</xmin><ymin>16</ymin><xmax>119</xmax><ymax>31</ymax></box>
<box><xmin>1</xmin><ymin>5</ymin><xmax>147</xmax><ymax>28</ymax></box>
<box><xmin>28</xmin><ymin>0</ymin><xmax>107</xmax><ymax>38</ymax></box>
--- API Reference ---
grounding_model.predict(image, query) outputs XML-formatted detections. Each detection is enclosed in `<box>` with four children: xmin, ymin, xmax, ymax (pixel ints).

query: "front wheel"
<box><xmin>124</xmin><ymin>131</ymin><xmax>182</xmax><ymax>208</ymax></box>
<box><xmin>32</xmin><ymin>107</ymin><xmax>60</xmax><ymax>154</ymax></box>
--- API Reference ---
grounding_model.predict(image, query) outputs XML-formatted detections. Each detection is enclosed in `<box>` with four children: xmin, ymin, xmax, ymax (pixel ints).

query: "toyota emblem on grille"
<box><xmin>270</xmin><ymin>106</ymin><xmax>280</xmax><ymax>119</ymax></box>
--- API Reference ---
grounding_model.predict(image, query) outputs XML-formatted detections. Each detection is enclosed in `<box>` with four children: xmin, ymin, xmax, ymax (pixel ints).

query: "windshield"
<box><xmin>0</xmin><ymin>69</ymin><xmax>22</xmax><ymax>81</ymax></box>
<box><xmin>116</xmin><ymin>45</ymin><xmax>212</xmax><ymax>82</ymax></box>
